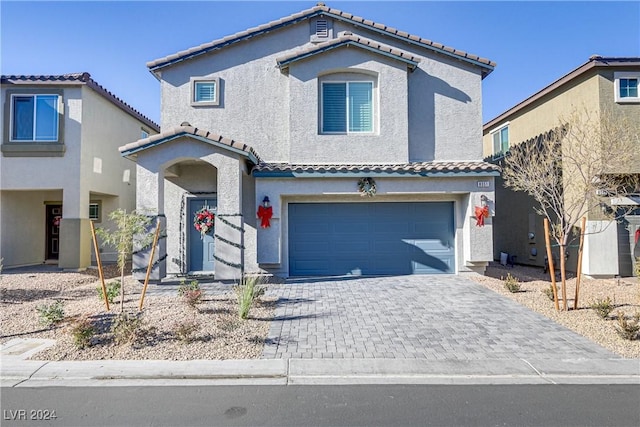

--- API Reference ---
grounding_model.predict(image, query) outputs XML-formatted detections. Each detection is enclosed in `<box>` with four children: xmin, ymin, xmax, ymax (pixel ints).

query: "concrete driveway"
<box><xmin>262</xmin><ymin>275</ymin><xmax>619</xmax><ymax>360</ymax></box>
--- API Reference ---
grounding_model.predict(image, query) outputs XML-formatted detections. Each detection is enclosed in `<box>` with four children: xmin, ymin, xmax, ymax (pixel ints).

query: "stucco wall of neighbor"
<box><xmin>254</xmin><ymin>176</ymin><xmax>495</xmax><ymax>277</ymax></box>
<box><xmin>0</xmin><ymin>190</ymin><xmax>62</xmax><ymax>267</ymax></box>
<box><xmin>583</xmin><ymin>220</ymin><xmax>620</xmax><ymax>278</ymax></box>
<box><xmin>1</xmin><ymin>87</ymin><xmax>83</xmax><ymax>190</ymax></box>
<box><xmin>287</xmin><ymin>49</ymin><xmax>409</xmax><ymax>163</ymax></box>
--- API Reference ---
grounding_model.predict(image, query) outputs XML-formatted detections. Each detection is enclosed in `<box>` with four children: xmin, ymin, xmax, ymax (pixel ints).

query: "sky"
<box><xmin>1</xmin><ymin>1</ymin><xmax>639</xmax><ymax>126</ymax></box>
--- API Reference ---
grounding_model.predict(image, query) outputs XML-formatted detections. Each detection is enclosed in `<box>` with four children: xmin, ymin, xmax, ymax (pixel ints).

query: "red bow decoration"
<box><xmin>475</xmin><ymin>205</ymin><xmax>490</xmax><ymax>227</ymax></box>
<box><xmin>257</xmin><ymin>205</ymin><xmax>273</xmax><ymax>228</ymax></box>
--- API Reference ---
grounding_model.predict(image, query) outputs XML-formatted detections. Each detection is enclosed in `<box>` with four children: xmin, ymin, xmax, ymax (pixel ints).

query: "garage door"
<box><xmin>289</xmin><ymin>202</ymin><xmax>455</xmax><ymax>276</ymax></box>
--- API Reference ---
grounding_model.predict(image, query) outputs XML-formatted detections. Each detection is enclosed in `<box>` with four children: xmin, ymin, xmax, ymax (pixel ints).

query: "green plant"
<box><xmin>635</xmin><ymin>257</ymin><xmax>640</xmax><ymax>281</ymax></box>
<box><xmin>96</xmin><ymin>280</ymin><xmax>121</xmax><ymax>304</ymax></box>
<box><xmin>36</xmin><ymin>300</ymin><xmax>65</xmax><ymax>326</ymax></box>
<box><xmin>234</xmin><ymin>275</ymin><xmax>266</xmax><ymax>320</ymax></box>
<box><xmin>614</xmin><ymin>311</ymin><xmax>640</xmax><ymax>340</ymax></box>
<box><xmin>96</xmin><ymin>209</ymin><xmax>154</xmax><ymax>312</ymax></box>
<box><xmin>70</xmin><ymin>317</ymin><xmax>96</xmax><ymax>349</ymax></box>
<box><xmin>111</xmin><ymin>312</ymin><xmax>150</xmax><ymax>346</ymax></box>
<box><xmin>589</xmin><ymin>296</ymin><xmax>615</xmax><ymax>319</ymax></box>
<box><xmin>542</xmin><ymin>285</ymin><xmax>555</xmax><ymax>301</ymax></box>
<box><xmin>178</xmin><ymin>279</ymin><xmax>204</xmax><ymax>307</ymax></box>
<box><xmin>173</xmin><ymin>319</ymin><xmax>200</xmax><ymax>343</ymax></box>
<box><xmin>503</xmin><ymin>273</ymin><xmax>521</xmax><ymax>293</ymax></box>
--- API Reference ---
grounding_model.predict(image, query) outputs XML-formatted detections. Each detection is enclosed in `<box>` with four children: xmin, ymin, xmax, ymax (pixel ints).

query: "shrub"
<box><xmin>70</xmin><ymin>317</ymin><xmax>96</xmax><ymax>349</ymax></box>
<box><xmin>111</xmin><ymin>312</ymin><xmax>150</xmax><ymax>346</ymax></box>
<box><xmin>542</xmin><ymin>285</ymin><xmax>556</xmax><ymax>301</ymax></box>
<box><xmin>589</xmin><ymin>296</ymin><xmax>615</xmax><ymax>319</ymax></box>
<box><xmin>96</xmin><ymin>280</ymin><xmax>121</xmax><ymax>304</ymax></box>
<box><xmin>178</xmin><ymin>279</ymin><xmax>204</xmax><ymax>308</ymax></box>
<box><xmin>614</xmin><ymin>311</ymin><xmax>640</xmax><ymax>340</ymax></box>
<box><xmin>635</xmin><ymin>257</ymin><xmax>640</xmax><ymax>282</ymax></box>
<box><xmin>503</xmin><ymin>273</ymin><xmax>521</xmax><ymax>293</ymax></box>
<box><xmin>36</xmin><ymin>300</ymin><xmax>65</xmax><ymax>327</ymax></box>
<box><xmin>235</xmin><ymin>275</ymin><xmax>266</xmax><ymax>320</ymax></box>
<box><xmin>173</xmin><ymin>319</ymin><xmax>200</xmax><ymax>343</ymax></box>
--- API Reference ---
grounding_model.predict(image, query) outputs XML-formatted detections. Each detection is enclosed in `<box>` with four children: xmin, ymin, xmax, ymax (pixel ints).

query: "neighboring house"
<box><xmin>120</xmin><ymin>3</ymin><xmax>500</xmax><ymax>281</ymax></box>
<box><xmin>0</xmin><ymin>73</ymin><xmax>159</xmax><ymax>270</ymax></box>
<box><xmin>483</xmin><ymin>56</ymin><xmax>640</xmax><ymax>277</ymax></box>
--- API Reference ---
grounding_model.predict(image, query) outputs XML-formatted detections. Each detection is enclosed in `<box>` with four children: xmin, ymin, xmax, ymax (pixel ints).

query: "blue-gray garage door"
<box><xmin>289</xmin><ymin>202</ymin><xmax>455</xmax><ymax>276</ymax></box>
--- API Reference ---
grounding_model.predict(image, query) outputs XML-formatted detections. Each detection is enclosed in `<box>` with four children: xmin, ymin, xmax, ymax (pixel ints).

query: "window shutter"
<box><xmin>322</xmin><ymin>83</ymin><xmax>346</xmax><ymax>132</ymax></box>
<box><xmin>348</xmin><ymin>82</ymin><xmax>373</xmax><ymax>132</ymax></box>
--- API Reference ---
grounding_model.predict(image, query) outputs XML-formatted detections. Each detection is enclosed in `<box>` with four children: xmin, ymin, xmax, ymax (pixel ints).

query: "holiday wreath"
<box><xmin>358</xmin><ymin>177</ymin><xmax>377</xmax><ymax>197</ymax></box>
<box><xmin>193</xmin><ymin>207</ymin><xmax>215</xmax><ymax>238</ymax></box>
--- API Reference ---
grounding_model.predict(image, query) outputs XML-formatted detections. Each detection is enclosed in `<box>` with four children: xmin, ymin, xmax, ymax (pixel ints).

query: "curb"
<box><xmin>2</xmin><ymin>358</ymin><xmax>638</xmax><ymax>387</ymax></box>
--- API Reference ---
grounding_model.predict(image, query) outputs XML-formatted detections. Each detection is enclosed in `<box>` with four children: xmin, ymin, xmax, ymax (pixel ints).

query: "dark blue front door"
<box><xmin>288</xmin><ymin>202</ymin><xmax>455</xmax><ymax>276</ymax></box>
<box><xmin>189</xmin><ymin>198</ymin><xmax>216</xmax><ymax>272</ymax></box>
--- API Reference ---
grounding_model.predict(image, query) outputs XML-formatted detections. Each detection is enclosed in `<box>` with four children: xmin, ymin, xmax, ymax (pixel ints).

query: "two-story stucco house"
<box><xmin>0</xmin><ymin>73</ymin><xmax>159</xmax><ymax>270</ymax></box>
<box><xmin>483</xmin><ymin>56</ymin><xmax>640</xmax><ymax>277</ymax></box>
<box><xmin>120</xmin><ymin>3</ymin><xmax>500</xmax><ymax>281</ymax></box>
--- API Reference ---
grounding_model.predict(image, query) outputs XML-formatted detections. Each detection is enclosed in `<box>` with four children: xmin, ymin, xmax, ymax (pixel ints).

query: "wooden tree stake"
<box><xmin>139</xmin><ymin>218</ymin><xmax>161</xmax><ymax>311</ymax></box>
<box><xmin>574</xmin><ymin>216</ymin><xmax>587</xmax><ymax>310</ymax></box>
<box><xmin>560</xmin><ymin>243</ymin><xmax>567</xmax><ymax>311</ymax></box>
<box><xmin>90</xmin><ymin>220</ymin><xmax>109</xmax><ymax>311</ymax></box>
<box><xmin>544</xmin><ymin>218</ymin><xmax>560</xmax><ymax>311</ymax></box>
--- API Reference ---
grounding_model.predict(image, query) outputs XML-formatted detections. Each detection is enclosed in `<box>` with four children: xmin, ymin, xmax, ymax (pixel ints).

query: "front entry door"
<box><xmin>188</xmin><ymin>198</ymin><xmax>216</xmax><ymax>273</ymax></box>
<box><xmin>46</xmin><ymin>205</ymin><xmax>62</xmax><ymax>260</ymax></box>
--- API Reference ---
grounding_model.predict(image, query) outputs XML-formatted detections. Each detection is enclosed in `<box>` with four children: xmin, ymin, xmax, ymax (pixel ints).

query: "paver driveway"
<box><xmin>261</xmin><ymin>275</ymin><xmax>619</xmax><ymax>360</ymax></box>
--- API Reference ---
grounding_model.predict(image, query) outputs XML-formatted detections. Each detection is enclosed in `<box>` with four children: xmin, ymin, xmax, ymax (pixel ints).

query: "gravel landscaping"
<box><xmin>1</xmin><ymin>262</ymin><xmax>638</xmax><ymax>360</ymax></box>
<box><xmin>0</xmin><ymin>265</ymin><xmax>275</xmax><ymax>361</ymax></box>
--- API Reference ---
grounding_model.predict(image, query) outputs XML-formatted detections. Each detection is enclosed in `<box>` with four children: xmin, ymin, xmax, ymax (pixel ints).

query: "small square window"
<box><xmin>191</xmin><ymin>77</ymin><xmax>220</xmax><ymax>106</ymax></box>
<box><xmin>141</xmin><ymin>129</ymin><xmax>149</xmax><ymax>139</ymax></box>
<box><xmin>614</xmin><ymin>72</ymin><xmax>640</xmax><ymax>103</ymax></box>
<box><xmin>321</xmin><ymin>81</ymin><xmax>374</xmax><ymax>134</ymax></box>
<box><xmin>10</xmin><ymin>94</ymin><xmax>60</xmax><ymax>142</ymax></box>
<box><xmin>89</xmin><ymin>202</ymin><xmax>100</xmax><ymax>222</ymax></box>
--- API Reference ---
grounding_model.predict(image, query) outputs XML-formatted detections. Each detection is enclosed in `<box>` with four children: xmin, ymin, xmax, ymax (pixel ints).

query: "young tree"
<box><xmin>97</xmin><ymin>209</ymin><xmax>154</xmax><ymax>312</ymax></box>
<box><xmin>502</xmin><ymin>106</ymin><xmax>639</xmax><ymax>310</ymax></box>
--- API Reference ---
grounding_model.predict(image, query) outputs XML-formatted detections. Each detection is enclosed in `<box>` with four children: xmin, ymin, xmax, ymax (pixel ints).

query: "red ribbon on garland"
<box><xmin>475</xmin><ymin>205</ymin><xmax>490</xmax><ymax>227</ymax></box>
<box><xmin>257</xmin><ymin>205</ymin><xmax>273</xmax><ymax>228</ymax></box>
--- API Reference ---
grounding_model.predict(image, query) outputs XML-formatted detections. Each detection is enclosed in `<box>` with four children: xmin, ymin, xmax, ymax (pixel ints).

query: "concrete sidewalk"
<box><xmin>2</xmin><ymin>353</ymin><xmax>639</xmax><ymax>387</ymax></box>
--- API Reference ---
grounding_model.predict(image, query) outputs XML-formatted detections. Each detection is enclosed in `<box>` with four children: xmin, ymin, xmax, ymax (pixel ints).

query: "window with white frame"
<box><xmin>491</xmin><ymin>124</ymin><xmax>509</xmax><ymax>158</ymax></box>
<box><xmin>191</xmin><ymin>77</ymin><xmax>220</xmax><ymax>106</ymax></box>
<box><xmin>10</xmin><ymin>94</ymin><xmax>60</xmax><ymax>142</ymax></box>
<box><xmin>89</xmin><ymin>202</ymin><xmax>100</xmax><ymax>222</ymax></box>
<box><xmin>615</xmin><ymin>72</ymin><xmax>640</xmax><ymax>103</ymax></box>
<box><xmin>321</xmin><ymin>81</ymin><xmax>374</xmax><ymax>134</ymax></box>
<box><xmin>141</xmin><ymin>129</ymin><xmax>149</xmax><ymax>139</ymax></box>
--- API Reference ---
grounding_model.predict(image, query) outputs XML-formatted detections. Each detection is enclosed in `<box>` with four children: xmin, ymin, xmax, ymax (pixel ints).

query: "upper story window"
<box><xmin>491</xmin><ymin>124</ymin><xmax>509</xmax><ymax>158</ymax></box>
<box><xmin>190</xmin><ymin>77</ymin><xmax>220</xmax><ymax>106</ymax></box>
<box><xmin>141</xmin><ymin>129</ymin><xmax>149</xmax><ymax>139</ymax></box>
<box><xmin>615</xmin><ymin>72</ymin><xmax>639</xmax><ymax>103</ymax></box>
<box><xmin>10</xmin><ymin>94</ymin><xmax>59</xmax><ymax>142</ymax></box>
<box><xmin>321</xmin><ymin>81</ymin><xmax>374</xmax><ymax>134</ymax></box>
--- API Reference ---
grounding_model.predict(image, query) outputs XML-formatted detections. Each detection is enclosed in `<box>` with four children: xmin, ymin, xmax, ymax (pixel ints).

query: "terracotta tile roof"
<box><xmin>1</xmin><ymin>73</ymin><xmax>159</xmax><ymax>132</ymax></box>
<box><xmin>253</xmin><ymin>161</ymin><xmax>501</xmax><ymax>177</ymax></box>
<box><xmin>147</xmin><ymin>4</ymin><xmax>495</xmax><ymax>77</ymax></box>
<box><xmin>277</xmin><ymin>32</ymin><xmax>420</xmax><ymax>71</ymax></box>
<box><xmin>118</xmin><ymin>124</ymin><xmax>261</xmax><ymax>164</ymax></box>
<box><xmin>483</xmin><ymin>56</ymin><xmax>640</xmax><ymax>130</ymax></box>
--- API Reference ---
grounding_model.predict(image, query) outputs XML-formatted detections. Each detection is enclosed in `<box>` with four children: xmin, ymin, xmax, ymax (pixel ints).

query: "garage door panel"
<box><xmin>289</xmin><ymin>202</ymin><xmax>454</xmax><ymax>276</ymax></box>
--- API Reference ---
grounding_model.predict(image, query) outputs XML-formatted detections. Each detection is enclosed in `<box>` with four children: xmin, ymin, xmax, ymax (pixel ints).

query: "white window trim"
<box><xmin>9</xmin><ymin>93</ymin><xmax>61</xmax><ymax>142</ymax></box>
<box><xmin>320</xmin><ymin>80</ymin><xmax>376</xmax><ymax>135</ymax></box>
<box><xmin>614</xmin><ymin>71</ymin><xmax>640</xmax><ymax>103</ymax></box>
<box><xmin>190</xmin><ymin>77</ymin><xmax>220</xmax><ymax>106</ymax></box>
<box><xmin>489</xmin><ymin>122</ymin><xmax>510</xmax><ymax>158</ymax></box>
<box><xmin>89</xmin><ymin>202</ymin><xmax>101</xmax><ymax>222</ymax></box>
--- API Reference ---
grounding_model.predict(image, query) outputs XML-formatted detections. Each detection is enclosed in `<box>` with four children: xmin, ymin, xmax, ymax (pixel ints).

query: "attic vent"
<box><xmin>316</xmin><ymin>20</ymin><xmax>328</xmax><ymax>38</ymax></box>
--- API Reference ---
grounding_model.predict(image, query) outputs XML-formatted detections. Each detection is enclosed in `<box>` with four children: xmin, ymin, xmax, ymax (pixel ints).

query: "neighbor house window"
<box><xmin>10</xmin><ymin>94</ymin><xmax>59</xmax><ymax>142</ymax></box>
<box><xmin>491</xmin><ymin>124</ymin><xmax>509</xmax><ymax>158</ymax></box>
<box><xmin>89</xmin><ymin>202</ymin><xmax>101</xmax><ymax>222</ymax></box>
<box><xmin>191</xmin><ymin>77</ymin><xmax>220</xmax><ymax>106</ymax></box>
<box><xmin>321</xmin><ymin>81</ymin><xmax>373</xmax><ymax>133</ymax></box>
<box><xmin>141</xmin><ymin>129</ymin><xmax>149</xmax><ymax>139</ymax></box>
<box><xmin>615</xmin><ymin>72</ymin><xmax>640</xmax><ymax>103</ymax></box>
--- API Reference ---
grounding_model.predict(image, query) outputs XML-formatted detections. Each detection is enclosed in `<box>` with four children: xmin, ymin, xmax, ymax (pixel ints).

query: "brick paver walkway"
<box><xmin>261</xmin><ymin>275</ymin><xmax>619</xmax><ymax>360</ymax></box>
